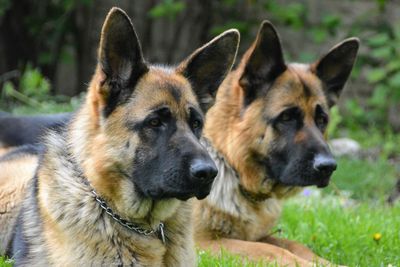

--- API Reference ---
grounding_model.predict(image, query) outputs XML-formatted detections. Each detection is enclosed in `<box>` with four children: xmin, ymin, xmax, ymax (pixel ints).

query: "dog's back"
<box><xmin>0</xmin><ymin>113</ymin><xmax>71</xmax><ymax>148</ymax></box>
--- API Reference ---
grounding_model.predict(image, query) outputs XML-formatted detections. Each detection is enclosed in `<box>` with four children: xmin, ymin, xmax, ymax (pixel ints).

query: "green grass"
<box><xmin>0</xmin><ymin>258</ymin><xmax>12</xmax><ymax>267</ymax></box>
<box><xmin>323</xmin><ymin>157</ymin><xmax>397</xmax><ymax>201</ymax></box>
<box><xmin>278</xmin><ymin>195</ymin><xmax>400</xmax><ymax>266</ymax></box>
<box><xmin>345</xmin><ymin>126</ymin><xmax>400</xmax><ymax>157</ymax></box>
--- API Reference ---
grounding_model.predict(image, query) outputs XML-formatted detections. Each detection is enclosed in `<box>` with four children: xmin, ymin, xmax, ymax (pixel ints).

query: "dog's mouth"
<box><xmin>176</xmin><ymin>182</ymin><xmax>214</xmax><ymax>200</ymax></box>
<box><xmin>264</xmin><ymin>162</ymin><xmax>333</xmax><ymax>188</ymax></box>
<box><xmin>144</xmin><ymin>183</ymin><xmax>213</xmax><ymax>201</ymax></box>
<box><xmin>314</xmin><ymin>175</ymin><xmax>331</xmax><ymax>188</ymax></box>
<box><xmin>276</xmin><ymin>173</ymin><xmax>332</xmax><ymax>188</ymax></box>
<box><xmin>147</xmin><ymin>190</ymin><xmax>210</xmax><ymax>201</ymax></box>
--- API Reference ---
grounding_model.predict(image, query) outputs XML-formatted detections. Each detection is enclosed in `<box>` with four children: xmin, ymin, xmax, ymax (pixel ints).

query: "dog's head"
<box><xmin>207</xmin><ymin>21</ymin><xmax>359</xmax><ymax>195</ymax></box>
<box><xmin>80</xmin><ymin>8</ymin><xmax>239</xmax><ymax>213</ymax></box>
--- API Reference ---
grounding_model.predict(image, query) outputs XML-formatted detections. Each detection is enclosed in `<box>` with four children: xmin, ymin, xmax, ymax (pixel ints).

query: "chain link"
<box><xmin>91</xmin><ymin>190</ymin><xmax>165</xmax><ymax>243</ymax></box>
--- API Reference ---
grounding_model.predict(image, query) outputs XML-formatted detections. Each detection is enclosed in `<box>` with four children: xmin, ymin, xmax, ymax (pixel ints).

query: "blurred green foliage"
<box><xmin>0</xmin><ymin>0</ymin><xmax>11</xmax><ymax>17</ymax></box>
<box><xmin>364</xmin><ymin>29</ymin><xmax>400</xmax><ymax>124</ymax></box>
<box><xmin>265</xmin><ymin>1</ymin><xmax>306</xmax><ymax>29</ymax></box>
<box><xmin>149</xmin><ymin>0</ymin><xmax>185</xmax><ymax>19</ymax></box>
<box><xmin>0</xmin><ymin>65</ymin><xmax>81</xmax><ymax>114</ymax></box>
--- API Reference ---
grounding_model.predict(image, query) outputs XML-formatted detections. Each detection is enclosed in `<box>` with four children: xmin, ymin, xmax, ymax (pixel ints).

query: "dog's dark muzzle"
<box><xmin>312</xmin><ymin>153</ymin><xmax>337</xmax><ymax>187</ymax></box>
<box><xmin>188</xmin><ymin>158</ymin><xmax>218</xmax><ymax>199</ymax></box>
<box><xmin>269</xmin><ymin>151</ymin><xmax>337</xmax><ymax>188</ymax></box>
<box><xmin>145</xmin><ymin>158</ymin><xmax>218</xmax><ymax>201</ymax></box>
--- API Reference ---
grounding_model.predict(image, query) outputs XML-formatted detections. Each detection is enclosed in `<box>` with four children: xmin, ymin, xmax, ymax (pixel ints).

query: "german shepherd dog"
<box><xmin>0</xmin><ymin>7</ymin><xmax>240</xmax><ymax>266</ymax></box>
<box><xmin>193</xmin><ymin>21</ymin><xmax>359</xmax><ymax>266</ymax></box>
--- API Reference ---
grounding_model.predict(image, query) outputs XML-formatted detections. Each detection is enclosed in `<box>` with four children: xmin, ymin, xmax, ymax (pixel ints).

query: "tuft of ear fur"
<box><xmin>177</xmin><ymin>29</ymin><xmax>240</xmax><ymax>112</ymax></box>
<box><xmin>313</xmin><ymin>38</ymin><xmax>360</xmax><ymax>107</ymax></box>
<box><xmin>239</xmin><ymin>20</ymin><xmax>286</xmax><ymax>106</ymax></box>
<box><xmin>97</xmin><ymin>7</ymin><xmax>148</xmax><ymax>116</ymax></box>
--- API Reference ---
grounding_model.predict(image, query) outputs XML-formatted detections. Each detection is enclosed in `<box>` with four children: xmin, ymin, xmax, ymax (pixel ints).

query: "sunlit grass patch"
<box><xmin>0</xmin><ymin>257</ymin><xmax>12</xmax><ymax>267</ymax></box>
<box><xmin>276</xmin><ymin>192</ymin><xmax>400</xmax><ymax>266</ymax></box>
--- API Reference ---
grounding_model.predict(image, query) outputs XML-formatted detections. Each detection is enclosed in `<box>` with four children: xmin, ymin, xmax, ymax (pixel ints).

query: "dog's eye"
<box><xmin>281</xmin><ymin>112</ymin><xmax>292</xmax><ymax>122</ymax></box>
<box><xmin>148</xmin><ymin>118</ymin><xmax>162</xmax><ymax>127</ymax></box>
<box><xmin>192</xmin><ymin>119</ymin><xmax>202</xmax><ymax>129</ymax></box>
<box><xmin>315</xmin><ymin>105</ymin><xmax>329</xmax><ymax>131</ymax></box>
<box><xmin>279</xmin><ymin>108</ymin><xmax>298</xmax><ymax>122</ymax></box>
<box><xmin>315</xmin><ymin>114</ymin><xmax>328</xmax><ymax>129</ymax></box>
<box><xmin>316</xmin><ymin>115</ymin><xmax>327</xmax><ymax>125</ymax></box>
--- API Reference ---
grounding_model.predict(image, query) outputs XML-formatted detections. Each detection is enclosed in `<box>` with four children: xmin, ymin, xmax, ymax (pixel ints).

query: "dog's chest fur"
<box><xmin>193</xmin><ymin>139</ymin><xmax>282</xmax><ymax>241</ymax></box>
<box><xmin>12</xmin><ymin>131</ymin><xmax>195</xmax><ymax>267</ymax></box>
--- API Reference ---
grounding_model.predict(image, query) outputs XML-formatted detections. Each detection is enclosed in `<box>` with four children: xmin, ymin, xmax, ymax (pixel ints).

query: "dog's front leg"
<box><xmin>258</xmin><ymin>236</ymin><xmax>346</xmax><ymax>267</ymax></box>
<box><xmin>197</xmin><ymin>238</ymin><xmax>315</xmax><ymax>267</ymax></box>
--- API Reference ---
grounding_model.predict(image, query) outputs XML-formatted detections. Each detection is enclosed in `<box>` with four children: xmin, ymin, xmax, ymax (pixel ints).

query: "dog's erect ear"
<box><xmin>239</xmin><ymin>21</ymin><xmax>286</xmax><ymax>106</ymax></box>
<box><xmin>98</xmin><ymin>7</ymin><xmax>148</xmax><ymax>115</ymax></box>
<box><xmin>177</xmin><ymin>29</ymin><xmax>239</xmax><ymax>113</ymax></box>
<box><xmin>313</xmin><ymin>38</ymin><xmax>360</xmax><ymax>107</ymax></box>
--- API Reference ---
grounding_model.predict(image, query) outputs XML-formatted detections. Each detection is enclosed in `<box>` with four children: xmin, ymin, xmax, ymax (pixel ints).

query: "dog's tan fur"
<box><xmin>0</xmin><ymin>153</ymin><xmax>38</xmax><ymax>253</ymax></box>
<box><xmin>194</xmin><ymin>21</ymin><xmax>359</xmax><ymax>266</ymax></box>
<box><xmin>0</xmin><ymin>147</ymin><xmax>14</xmax><ymax>157</ymax></box>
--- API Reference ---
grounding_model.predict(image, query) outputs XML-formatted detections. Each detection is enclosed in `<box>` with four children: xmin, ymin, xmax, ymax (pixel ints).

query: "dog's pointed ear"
<box><xmin>239</xmin><ymin>21</ymin><xmax>286</xmax><ymax>106</ymax></box>
<box><xmin>177</xmin><ymin>29</ymin><xmax>239</xmax><ymax>113</ymax></box>
<box><xmin>97</xmin><ymin>7</ymin><xmax>148</xmax><ymax>115</ymax></box>
<box><xmin>313</xmin><ymin>38</ymin><xmax>360</xmax><ymax>107</ymax></box>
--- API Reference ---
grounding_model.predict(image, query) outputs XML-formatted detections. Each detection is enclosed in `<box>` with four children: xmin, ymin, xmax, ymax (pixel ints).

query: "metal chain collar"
<box><xmin>91</xmin><ymin>190</ymin><xmax>166</xmax><ymax>244</ymax></box>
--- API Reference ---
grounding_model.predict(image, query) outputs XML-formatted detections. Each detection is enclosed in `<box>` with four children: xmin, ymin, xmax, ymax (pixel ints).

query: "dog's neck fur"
<box><xmin>194</xmin><ymin>138</ymin><xmax>283</xmax><ymax>241</ymax></box>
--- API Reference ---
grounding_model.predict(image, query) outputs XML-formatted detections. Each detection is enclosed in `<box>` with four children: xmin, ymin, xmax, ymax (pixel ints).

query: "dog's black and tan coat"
<box><xmin>0</xmin><ymin>8</ymin><xmax>239</xmax><ymax>266</ymax></box>
<box><xmin>193</xmin><ymin>21</ymin><xmax>359</xmax><ymax>266</ymax></box>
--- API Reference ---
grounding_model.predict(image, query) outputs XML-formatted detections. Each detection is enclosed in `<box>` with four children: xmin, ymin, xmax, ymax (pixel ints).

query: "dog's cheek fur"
<box><xmin>223</xmin><ymin>99</ymin><xmax>275</xmax><ymax>193</ymax></box>
<box><xmin>80</xmin><ymin>105</ymin><xmax>146</xmax><ymax>217</ymax></box>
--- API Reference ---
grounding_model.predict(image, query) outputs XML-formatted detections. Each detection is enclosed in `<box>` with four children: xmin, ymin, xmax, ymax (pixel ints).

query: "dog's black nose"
<box><xmin>313</xmin><ymin>154</ymin><xmax>337</xmax><ymax>176</ymax></box>
<box><xmin>190</xmin><ymin>159</ymin><xmax>218</xmax><ymax>183</ymax></box>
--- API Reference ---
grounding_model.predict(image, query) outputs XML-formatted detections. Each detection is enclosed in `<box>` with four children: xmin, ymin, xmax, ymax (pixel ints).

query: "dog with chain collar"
<box><xmin>0</xmin><ymin>7</ymin><xmax>239</xmax><ymax>266</ymax></box>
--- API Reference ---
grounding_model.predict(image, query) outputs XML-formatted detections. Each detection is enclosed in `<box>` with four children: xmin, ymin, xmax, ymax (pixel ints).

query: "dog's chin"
<box><xmin>174</xmin><ymin>187</ymin><xmax>212</xmax><ymax>201</ymax></box>
<box><xmin>145</xmin><ymin>187</ymin><xmax>211</xmax><ymax>201</ymax></box>
<box><xmin>315</xmin><ymin>176</ymin><xmax>331</xmax><ymax>188</ymax></box>
<box><xmin>277</xmin><ymin>174</ymin><xmax>331</xmax><ymax>188</ymax></box>
<box><xmin>194</xmin><ymin>190</ymin><xmax>211</xmax><ymax>200</ymax></box>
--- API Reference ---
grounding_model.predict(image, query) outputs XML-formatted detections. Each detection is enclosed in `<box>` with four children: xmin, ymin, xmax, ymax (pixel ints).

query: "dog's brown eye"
<box><xmin>281</xmin><ymin>112</ymin><xmax>291</xmax><ymax>121</ymax></box>
<box><xmin>316</xmin><ymin>115</ymin><xmax>328</xmax><ymax>127</ymax></box>
<box><xmin>276</xmin><ymin>108</ymin><xmax>303</xmax><ymax>128</ymax></box>
<box><xmin>315</xmin><ymin>105</ymin><xmax>328</xmax><ymax>129</ymax></box>
<box><xmin>149</xmin><ymin>118</ymin><xmax>162</xmax><ymax>127</ymax></box>
<box><xmin>280</xmin><ymin>109</ymin><xmax>296</xmax><ymax>122</ymax></box>
<box><xmin>192</xmin><ymin>119</ymin><xmax>202</xmax><ymax>129</ymax></box>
